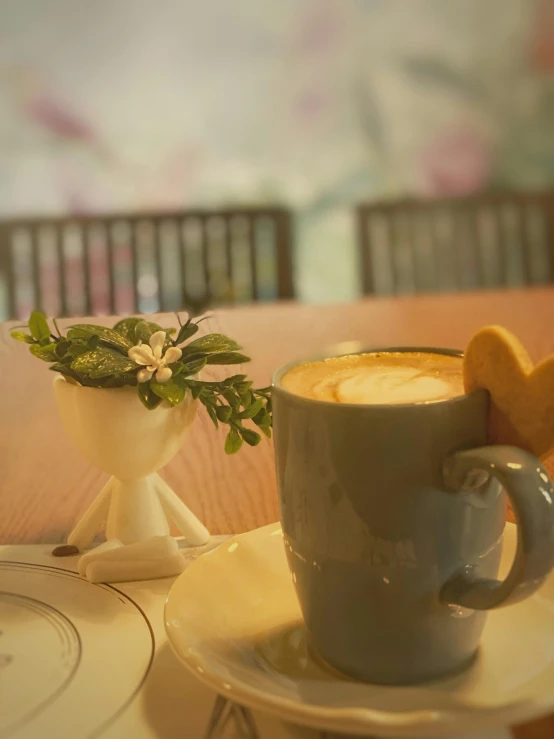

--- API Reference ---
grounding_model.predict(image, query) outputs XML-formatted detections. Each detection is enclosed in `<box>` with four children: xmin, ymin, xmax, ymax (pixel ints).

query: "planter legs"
<box><xmin>67</xmin><ymin>478</ymin><xmax>114</xmax><ymax>549</ymax></box>
<box><xmin>67</xmin><ymin>474</ymin><xmax>210</xmax><ymax>549</ymax></box>
<box><xmin>154</xmin><ymin>475</ymin><xmax>210</xmax><ymax>546</ymax></box>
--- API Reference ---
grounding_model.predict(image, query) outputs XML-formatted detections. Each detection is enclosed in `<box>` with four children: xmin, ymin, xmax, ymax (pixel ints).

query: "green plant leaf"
<box><xmin>138</xmin><ymin>382</ymin><xmax>163</xmax><ymax>409</ymax></box>
<box><xmin>71</xmin><ymin>347</ymin><xmax>137</xmax><ymax>378</ymax></box>
<box><xmin>239</xmin><ymin>427</ymin><xmax>261</xmax><ymax>446</ymax></box>
<box><xmin>181</xmin><ymin>357</ymin><xmax>207</xmax><ymax>375</ymax></box>
<box><xmin>240</xmin><ymin>398</ymin><xmax>264</xmax><ymax>419</ymax></box>
<box><xmin>102</xmin><ymin>376</ymin><xmax>128</xmax><ymax>388</ymax></box>
<box><xmin>222</xmin><ymin>374</ymin><xmax>247</xmax><ymax>386</ymax></box>
<box><xmin>28</xmin><ymin>311</ymin><xmax>51</xmax><ymax>344</ymax></box>
<box><xmin>11</xmin><ymin>331</ymin><xmax>35</xmax><ymax>344</ymax></box>
<box><xmin>113</xmin><ymin>317</ymin><xmax>143</xmax><ymax>343</ymax></box>
<box><xmin>67</xmin><ymin>343</ymin><xmax>89</xmax><ymax>358</ymax></box>
<box><xmin>134</xmin><ymin>320</ymin><xmax>167</xmax><ymax>345</ymax></box>
<box><xmin>68</xmin><ymin>325</ymin><xmax>132</xmax><ymax>354</ymax></box>
<box><xmin>150</xmin><ymin>379</ymin><xmax>186</xmax><ymax>406</ymax></box>
<box><xmin>55</xmin><ymin>340</ymin><xmax>70</xmax><ymax>359</ymax></box>
<box><xmin>252</xmin><ymin>402</ymin><xmax>272</xmax><ymax>436</ymax></box>
<box><xmin>30</xmin><ymin>343</ymin><xmax>58</xmax><ymax>362</ymax></box>
<box><xmin>87</xmin><ymin>334</ymin><xmax>99</xmax><ymax>350</ymax></box>
<box><xmin>168</xmin><ymin>361</ymin><xmax>184</xmax><ymax>376</ymax></box>
<box><xmin>222</xmin><ymin>389</ymin><xmax>240</xmax><ymax>408</ymax></box>
<box><xmin>200</xmin><ymin>393</ymin><xmax>216</xmax><ymax>408</ymax></box>
<box><xmin>205</xmin><ymin>352</ymin><xmax>250</xmax><ymax>365</ymax></box>
<box><xmin>240</xmin><ymin>391</ymin><xmax>252</xmax><ymax>407</ymax></box>
<box><xmin>204</xmin><ymin>403</ymin><xmax>218</xmax><ymax>427</ymax></box>
<box><xmin>182</xmin><ymin>334</ymin><xmax>241</xmax><ymax>355</ymax></box>
<box><xmin>190</xmin><ymin>384</ymin><xmax>203</xmax><ymax>400</ymax></box>
<box><xmin>253</xmin><ymin>409</ymin><xmax>271</xmax><ymax>427</ymax></box>
<box><xmin>176</xmin><ymin>322</ymin><xmax>199</xmax><ymax>345</ymax></box>
<box><xmin>225</xmin><ymin>427</ymin><xmax>243</xmax><ymax>454</ymax></box>
<box><xmin>215</xmin><ymin>405</ymin><xmax>232</xmax><ymax>422</ymax></box>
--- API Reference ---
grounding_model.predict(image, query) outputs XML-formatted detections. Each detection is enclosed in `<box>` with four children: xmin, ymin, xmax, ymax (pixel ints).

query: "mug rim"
<box><xmin>272</xmin><ymin>345</ymin><xmax>486</xmax><ymax>410</ymax></box>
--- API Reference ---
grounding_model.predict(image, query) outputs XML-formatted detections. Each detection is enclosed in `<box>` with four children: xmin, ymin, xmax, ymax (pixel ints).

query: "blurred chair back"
<box><xmin>0</xmin><ymin>207</ymin><xmax>294</xmax><ymax>319</ymax></box>
<box><xmin>357</xmin><ymin>193</ymin><xmax>554</xmax><ymax>295</ymax></box>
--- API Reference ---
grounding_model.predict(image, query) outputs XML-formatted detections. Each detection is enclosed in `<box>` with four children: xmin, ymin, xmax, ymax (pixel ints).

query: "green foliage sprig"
<box><xmin>12</xmin><ymin>311</ymin><xmax>272</xmax><ymax>454</ymax></box>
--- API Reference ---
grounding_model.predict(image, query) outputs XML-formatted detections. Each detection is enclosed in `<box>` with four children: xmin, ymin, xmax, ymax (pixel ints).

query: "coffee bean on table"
<box><xmin>52</xmin><ymin>544</ymin><xmax>80</xmax><ymax>557</ymax></box>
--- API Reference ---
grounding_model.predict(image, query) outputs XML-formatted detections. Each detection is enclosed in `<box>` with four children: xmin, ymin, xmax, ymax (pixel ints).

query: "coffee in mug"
<box><xmin>282</xmin><ymin>351</ymin><xmax>464</xmax><ymax>405</ymax></box>
<box><xmin>272</xmin><ymin>347</ymin><xmax>554</xmax><ymax>684</ymax></box>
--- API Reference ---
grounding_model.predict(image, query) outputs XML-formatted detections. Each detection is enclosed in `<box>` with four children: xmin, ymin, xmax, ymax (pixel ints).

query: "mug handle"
<box><xmin>440</xmin><ymin>445</ymin><xmax>554</xmax><ymax>609</ymax></box>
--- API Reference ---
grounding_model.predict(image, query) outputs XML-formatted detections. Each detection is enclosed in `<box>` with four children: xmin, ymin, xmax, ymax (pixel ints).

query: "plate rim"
<box><xmin>164</xmin><ymin>522</ymin><xmax>554</xmax><ymax>737</ymax></box>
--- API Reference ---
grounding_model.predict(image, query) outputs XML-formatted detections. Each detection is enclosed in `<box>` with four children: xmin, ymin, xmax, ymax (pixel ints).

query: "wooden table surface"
<box><xmin>2</xmin><ymin>285</ymin><xmax>554</xmax><ymax>738</ymax></box>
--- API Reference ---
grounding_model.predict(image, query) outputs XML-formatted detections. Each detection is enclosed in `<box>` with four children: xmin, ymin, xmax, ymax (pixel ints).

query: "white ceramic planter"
<box><xmin>54</xmin><ymin>377</ymin><xmax>210</xmax><ymax>548</ymax></box>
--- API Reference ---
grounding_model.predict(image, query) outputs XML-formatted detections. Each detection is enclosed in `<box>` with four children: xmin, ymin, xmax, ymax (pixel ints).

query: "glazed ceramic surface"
<box><xmin>165</xmin><ymin>522</ymin><xmax>554</xmax><ymax>738</ymax></box>
<box><xmin>54</xmin><ymin>378</ymin><xmax>197</xmax><ymax>481</ymax></box>
<box><xmin>54</xmin><ymin>377</ymin><xmax>209</xmax><ymax>548</ymax></box>
<box><xmin>272</xmin><ymin>348</ymin><xmax>554</xmax><ymax>684</ymax></box>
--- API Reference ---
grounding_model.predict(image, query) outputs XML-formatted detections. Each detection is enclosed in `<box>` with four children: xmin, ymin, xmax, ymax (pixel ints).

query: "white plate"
<box><xmin>164</xmin><ymin>523</ymin><xmax>554</xmax><ymax>738</ymax></box>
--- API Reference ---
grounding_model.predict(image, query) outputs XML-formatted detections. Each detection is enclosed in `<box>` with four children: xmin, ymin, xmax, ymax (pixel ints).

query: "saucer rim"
<box><xmin>164</xmin><ymin>522</ymin><xmax>554</xmax><ymax>737</ymax></box>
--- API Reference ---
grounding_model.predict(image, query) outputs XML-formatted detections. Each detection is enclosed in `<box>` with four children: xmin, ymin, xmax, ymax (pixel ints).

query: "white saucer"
<box><xmin>165</xmin><ymin>522</ymin><xmax>554</xmax><ymax>738</ymax></box>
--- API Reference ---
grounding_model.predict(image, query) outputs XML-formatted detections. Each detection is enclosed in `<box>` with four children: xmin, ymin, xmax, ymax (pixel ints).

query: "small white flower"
<box><xmin>128</xmin><ymin>331</ymin><xmax>182</xmax><ymax>384</ymax></box>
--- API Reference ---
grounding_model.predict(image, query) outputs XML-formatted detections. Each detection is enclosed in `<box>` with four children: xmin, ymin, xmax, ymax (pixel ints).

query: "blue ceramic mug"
<box><xmin>272</xmin><ymin>347</ymin><xmax>554</xmax><ymax>684</ymax></box>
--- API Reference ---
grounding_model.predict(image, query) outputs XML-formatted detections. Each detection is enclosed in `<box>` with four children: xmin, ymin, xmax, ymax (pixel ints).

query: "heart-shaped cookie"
<box><xmin>464</xmin><ymin>325</ymin><xmax>554</xmax><ymax>460</ymax></box>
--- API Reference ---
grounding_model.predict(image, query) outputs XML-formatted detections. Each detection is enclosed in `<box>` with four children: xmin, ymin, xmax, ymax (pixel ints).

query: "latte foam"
<box><xmin>281</xmin><ymin>352</ymin><xmax>465</xmax><ymax>405</ymax></box>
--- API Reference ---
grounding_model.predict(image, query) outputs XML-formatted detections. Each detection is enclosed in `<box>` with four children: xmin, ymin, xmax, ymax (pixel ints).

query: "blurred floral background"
<box><xmin>1</xmin><ymin>0</ymin><xmax>553</xmax><ymax>303</ymax></box>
